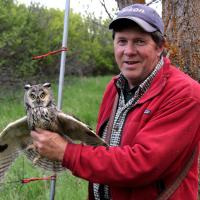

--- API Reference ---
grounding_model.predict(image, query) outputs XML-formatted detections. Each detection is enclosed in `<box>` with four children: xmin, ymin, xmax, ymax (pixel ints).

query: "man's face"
<box><xmin>114</xmin><ymin>27</ymin><xmax>163</xmax><ymax>88</ymax></box>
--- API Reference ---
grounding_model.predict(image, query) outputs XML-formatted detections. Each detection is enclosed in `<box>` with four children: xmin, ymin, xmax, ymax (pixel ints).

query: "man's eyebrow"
<box><xmin>116</xmin><ymin>36</ymin><xmax>126</xmax><ymax>39</ymax></box>
<box><xmin>115</xmin><ymin>35</ymin><xmax>127</xmax><ymax>40</ymax></box>
<box><xmin>116</xmin><ymin>36</ymin><xmax>146</xmax><ymax>40</ymax></box>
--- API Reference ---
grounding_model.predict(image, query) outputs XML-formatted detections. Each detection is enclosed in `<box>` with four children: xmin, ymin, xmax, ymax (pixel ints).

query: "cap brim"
<box><xmin>109</xmin><ymin>16</ymin><xmax>157</xmax><ymax>33</ymax></box>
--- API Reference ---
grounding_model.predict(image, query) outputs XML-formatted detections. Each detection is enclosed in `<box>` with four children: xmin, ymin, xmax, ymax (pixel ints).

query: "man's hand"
<box><xmin>31</xmin><ymin>129</ymin><xmax>68</xmax><ymax>161</ymax></box>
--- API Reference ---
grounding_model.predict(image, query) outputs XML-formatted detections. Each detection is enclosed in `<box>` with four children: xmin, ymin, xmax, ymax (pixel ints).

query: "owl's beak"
<box><xmin>36</xmin><ymin>96</ymin><xmax>42</xmax><ymax>104</ymax></box>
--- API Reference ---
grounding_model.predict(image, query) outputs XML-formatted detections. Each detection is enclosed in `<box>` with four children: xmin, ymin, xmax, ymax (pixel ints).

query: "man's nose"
<box><xmin>124</xmin><ymin>43</ymin><xmax>137</xmax><ymax>56</ymax></box>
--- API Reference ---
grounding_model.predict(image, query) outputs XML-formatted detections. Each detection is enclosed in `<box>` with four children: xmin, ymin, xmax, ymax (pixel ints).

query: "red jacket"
<box><xmin>62</xmin><ymin>58</ymin><xmax>200</xmax><ymax>200</ymax></box>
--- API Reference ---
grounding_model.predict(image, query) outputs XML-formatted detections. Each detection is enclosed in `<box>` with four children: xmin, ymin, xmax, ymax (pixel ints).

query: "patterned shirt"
<box><xmin>93</xmin><ymin>58</ymin><xmax>164</xmax><ymax>200</ymax></box>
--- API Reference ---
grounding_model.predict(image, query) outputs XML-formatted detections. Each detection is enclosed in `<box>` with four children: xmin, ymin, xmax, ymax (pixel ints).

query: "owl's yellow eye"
<box><xmin>30</xmin><ymin>93</ymin><xmax>36</xmax><ymax>100</ymax></box>
<box><xmin>40</xmin><ymin>92</ymin><xmax>46</xmax><ymax>99</ymax></box>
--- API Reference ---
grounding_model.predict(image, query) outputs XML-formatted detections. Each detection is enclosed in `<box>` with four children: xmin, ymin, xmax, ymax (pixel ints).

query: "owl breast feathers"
<box><xmin>0</xmin><ymin>83</ymin><xmax>107</xmax><ymax>183</ymax></box>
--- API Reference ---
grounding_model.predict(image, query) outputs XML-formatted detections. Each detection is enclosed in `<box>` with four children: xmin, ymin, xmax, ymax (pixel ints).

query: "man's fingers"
<box><xmin>31</xmin><ymin>130</ymin><xmax>38</xmax><ymax>139</ymax></box>
<box><xmin>35</xmin><ymin>128</ymin><xmax>44</xmax><ymax>133</ymax></box>
<box><xmin>31</xmin><ymin>130</ymin><xmax>44</xmax><ymax>142</ymax></box>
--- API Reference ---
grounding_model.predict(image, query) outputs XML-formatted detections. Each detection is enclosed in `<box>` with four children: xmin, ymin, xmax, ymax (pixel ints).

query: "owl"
<box><xmin>0</xmin><ymin>83</ymin><xmax>107</xmax><ymax>182</ymax></box>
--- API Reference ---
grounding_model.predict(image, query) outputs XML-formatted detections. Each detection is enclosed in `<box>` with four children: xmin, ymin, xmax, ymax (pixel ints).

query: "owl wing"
<box><xmin>57</xmin><ymin>112</ymin><xmax>108</xmax><ymax>146</ymax></box>
<box><xmin>0</xmin><ymin>116</ymin><xmax>31</xmax><ymax>182</ymax></box>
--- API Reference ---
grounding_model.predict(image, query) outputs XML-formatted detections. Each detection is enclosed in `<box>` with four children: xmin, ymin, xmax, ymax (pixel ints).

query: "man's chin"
<box><xmin>122</xmin><ymin>74</ymin><xmax>142</xmax><ymax>86</ymax></box>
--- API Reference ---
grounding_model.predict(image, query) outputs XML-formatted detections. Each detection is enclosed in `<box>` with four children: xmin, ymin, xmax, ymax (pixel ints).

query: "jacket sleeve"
<box><xmin>62</xmin><ymin>97</ymin><xmax>200</xmax><ymax>187</ymax></box>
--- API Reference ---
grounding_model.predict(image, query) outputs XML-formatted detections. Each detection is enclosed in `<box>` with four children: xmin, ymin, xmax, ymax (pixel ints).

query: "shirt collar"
<box><xmin>116</xmin><ymin>57</ymin><xmax>164</xmax><ymax>93</ymax></box>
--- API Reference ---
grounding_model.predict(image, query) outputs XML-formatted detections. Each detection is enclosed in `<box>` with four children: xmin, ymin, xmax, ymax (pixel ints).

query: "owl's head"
<box><xmin>24</xmin><ymin>83</ymin><xmax>56</xmax><ymax>109</ymax></box>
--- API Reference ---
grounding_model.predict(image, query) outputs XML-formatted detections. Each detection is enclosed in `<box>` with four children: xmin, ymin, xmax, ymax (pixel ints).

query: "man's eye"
<box><xmin>118</xmin><ymin>40</ymin><xmax>127</xmax><ymax>45</ymax></box>
<box><xmin>135</xmin><ymin>40</ymin><xmax>145</xmax><ymax>45</ymax></box>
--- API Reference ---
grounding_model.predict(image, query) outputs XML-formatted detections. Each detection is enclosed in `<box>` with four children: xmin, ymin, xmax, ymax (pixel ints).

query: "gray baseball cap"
<box><xmin>109</xmin><ymin>4</ymin><xmax>164</xmax><ymax>34</ymax></box>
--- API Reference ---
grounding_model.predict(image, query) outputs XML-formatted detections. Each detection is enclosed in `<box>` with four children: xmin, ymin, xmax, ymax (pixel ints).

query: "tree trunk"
<box><xmin>116</xmin><ymin>0</ymin><xmax>145</xmax><ymax>10</ymax></box>
<box><xmin>162</xmin><ymin>0</ymin><xmax>200</xmax><ymax>82</ymax></box>
<box><xmin>163</xmin><ymin>1</ymin><xmax>200</xmax><ymax>197</ymax></box>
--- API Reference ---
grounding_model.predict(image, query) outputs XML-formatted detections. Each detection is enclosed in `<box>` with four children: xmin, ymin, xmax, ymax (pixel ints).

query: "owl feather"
<box><xmin>0</xmin><ymin>83</ymin><xmax>107</xmax><ymax>183</ymax></box>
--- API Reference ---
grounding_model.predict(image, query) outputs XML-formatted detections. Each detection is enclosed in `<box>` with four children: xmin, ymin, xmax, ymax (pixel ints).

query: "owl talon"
<box><xmin>26</xmin><ymin>144</ymin><xmax>41</xmax><ymax>165</ymax></box>
<box><xmin>26</xmin><ymin>144</ymin><xmax>36</xmax><ymax>151</ymax></box>
<box><xmin>33</xmin><ymin>155</ymin><xmax>41</xmax><ymax>165</ymax></box>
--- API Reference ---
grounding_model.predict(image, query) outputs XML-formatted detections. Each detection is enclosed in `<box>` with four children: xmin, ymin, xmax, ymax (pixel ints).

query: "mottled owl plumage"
<box><xmin>0</xmin><ymin>83</ymin><xmax>107</xmax><ymax>183</ymax></box>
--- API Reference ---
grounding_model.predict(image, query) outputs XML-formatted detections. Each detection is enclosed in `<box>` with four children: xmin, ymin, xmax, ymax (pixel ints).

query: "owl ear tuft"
<box><xmin>24</xmin><ymin>84</ymin><xmax>31</xmax><ymax>90</ymax></box>
<box><xmin>43</xmin><ymin>83</ymin><xmax>51</xmax><ymax>88</ymax></box>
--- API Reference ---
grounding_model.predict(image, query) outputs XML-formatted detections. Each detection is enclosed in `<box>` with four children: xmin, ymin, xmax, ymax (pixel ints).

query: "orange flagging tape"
<box><xmin>32</xmin><ymin>47</ymin><xmax>68</xmax><ymax>60</ymax></box>
<box><xmin>21</xmin><ymin>175</ymin><xmax>56</xmax><ymax>184</ymax></box>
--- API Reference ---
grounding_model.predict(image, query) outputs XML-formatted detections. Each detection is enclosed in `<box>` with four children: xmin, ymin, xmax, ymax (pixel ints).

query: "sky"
<box><xmin>17</xmin><ymin>0</ymin><xmax>118</xmax><ymax>19</ymax></box>
<box><xmin>16</xmin><ymin>0</ymin><xmax>161</xmax><ymax>18</ymax></box>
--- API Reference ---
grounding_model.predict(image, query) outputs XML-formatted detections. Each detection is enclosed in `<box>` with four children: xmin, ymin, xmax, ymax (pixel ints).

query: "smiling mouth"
<box><xmin>124</xmin><ymin>61</ymin><xmax>139</xmax><ymax>65</ymax></box>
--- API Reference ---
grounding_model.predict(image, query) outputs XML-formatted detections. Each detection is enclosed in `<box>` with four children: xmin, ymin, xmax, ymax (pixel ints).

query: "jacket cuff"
<box><xmin>61</xmin><ymin>143</ymin><xmax>82</xmax><ymax>170</ymax></box>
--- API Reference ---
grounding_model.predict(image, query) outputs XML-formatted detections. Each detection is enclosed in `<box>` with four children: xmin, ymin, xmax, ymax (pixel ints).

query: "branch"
<box><xmin>99</xmin><ymin>0</ymin><xmax>113</xmax><ymax>20</ymax></box>
<box><xmin>146</xmin><ymin>0</ymin><xmax>161</xmax><ymax>6</ymax></box>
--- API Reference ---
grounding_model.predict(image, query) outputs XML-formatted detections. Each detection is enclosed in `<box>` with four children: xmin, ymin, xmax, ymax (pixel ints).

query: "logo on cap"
<box><xmin>120</xmin><ymin>7</ymin><xmax>145</xmax><ymax>15</ymax></box>
<box><xmin>132</xmin><ymin>8</ymin><xmax>145</xmax><ymax>13</ymax></box>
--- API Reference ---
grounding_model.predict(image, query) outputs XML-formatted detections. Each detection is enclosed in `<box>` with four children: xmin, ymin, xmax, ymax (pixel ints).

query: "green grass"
<box><xmin>0</xmin><ymin>76</ymin><xmax>111</xmax><ymax>200</ymax></box>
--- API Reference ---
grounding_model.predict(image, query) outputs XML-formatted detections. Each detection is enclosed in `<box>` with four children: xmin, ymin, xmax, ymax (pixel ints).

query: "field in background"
<box><xmin>0</xmin><ymin>76</ymin><xmax>111</xmax><ymax>200</ymax></box>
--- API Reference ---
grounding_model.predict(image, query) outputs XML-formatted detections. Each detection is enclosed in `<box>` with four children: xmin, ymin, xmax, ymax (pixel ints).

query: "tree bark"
<box><xmin>116</xmin><ymin>0</ymin><xmax>145</xmax><ymax>10</ymax></box>
<box><xmin>162</xmin><ymin>0</ymin><xmax>200</xmax><ymax>82</ymax></box>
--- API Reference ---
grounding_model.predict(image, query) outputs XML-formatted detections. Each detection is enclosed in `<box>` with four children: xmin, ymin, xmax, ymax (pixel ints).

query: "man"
<box><xmin>31</xmin><ymin>4</ymin><xmax>200</xmax><ymax>200</ymax></box>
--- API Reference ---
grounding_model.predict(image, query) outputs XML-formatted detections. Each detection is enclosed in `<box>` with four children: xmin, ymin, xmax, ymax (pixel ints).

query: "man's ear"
<box><xmin>157</xmin><ymin>45</ymin><xmax>164</xmax><ymax>57</ymax></box>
